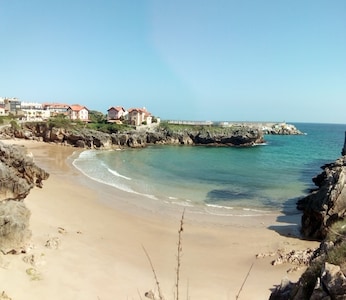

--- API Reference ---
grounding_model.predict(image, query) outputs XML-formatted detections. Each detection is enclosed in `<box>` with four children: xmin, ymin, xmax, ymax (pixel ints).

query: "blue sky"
<box><xmin>1</xmin><ymin>0</ymin><xmax>345</xmax><ymax>123</ymax></box>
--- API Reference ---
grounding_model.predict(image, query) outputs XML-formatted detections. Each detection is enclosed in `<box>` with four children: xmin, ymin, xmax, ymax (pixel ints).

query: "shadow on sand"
<box><xmin>267</xmin><ymin>197</ymin><xmax>304</xmax><ymax>239</ymax></box>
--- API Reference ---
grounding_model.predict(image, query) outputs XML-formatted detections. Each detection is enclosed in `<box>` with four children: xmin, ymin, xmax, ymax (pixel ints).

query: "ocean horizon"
<box><xmin>72</xmin><ymin>122</ymin><xmax>346</xmax><ymax>216</ymax></box>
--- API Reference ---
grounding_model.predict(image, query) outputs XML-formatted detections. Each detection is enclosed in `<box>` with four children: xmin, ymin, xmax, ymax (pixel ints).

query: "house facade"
<box><xmin>43</xmin><ymin>103</ymin><xmax>69</xmax><ymax>116</ymax></box>
<box><xmin>127</xmin><ymin>107</ymin><xmax>152</xmax><ymax>126</ymax></box>
<box><xmin>107</xmin><ymin>106</ymin><xmax>126</xmax><ymax>121</ymax></box>
<box><xmin>67</xmin><ymin>104</ymin><xmax>89</xmax><ymax>122</ymax></box>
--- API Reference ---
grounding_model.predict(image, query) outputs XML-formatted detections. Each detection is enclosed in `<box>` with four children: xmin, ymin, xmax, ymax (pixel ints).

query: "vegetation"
<box><xmin>295</xmin><ymin>219</ymin><xmax>346</xmax><ymax>298</ymax></box>
<box><xmin>88</xmin><ymin>110</ymin><xmax>107</xmax><ymax>123</ymax></box>
<box><xmin>0</xmin><ymin>115</ymin><xmax>20</xmax><ymax>125</ymax></box>
<box><xmin>45</xmin><ymin>113</ymin><xmax>132</xmax><ymax>134</ymax></box>
<box><xmin>10</xmin><ymin>119</ymin><xmax>20</xmax><ymax>130</ymax></box>
<box><xmin>158</xmin><ymin>121</ymin><xmax>250</xmax><ymax>134</ymax></box>
<box><xmin>47</xmin><ymin>114</ymin><xmax>74</xmax><ymax>129</ymax></box>
<box><xmin>326</xmin><ymin>219</ymin><xmax>346</xmax><ymax>266</ymax></box>
<box><xmin>86</xmin><ymin>122</ymin><xmax>131</xmax><ymax>134</ymax></box>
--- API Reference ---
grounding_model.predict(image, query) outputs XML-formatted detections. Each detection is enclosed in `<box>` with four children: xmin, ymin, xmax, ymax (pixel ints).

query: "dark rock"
<box><xmin>297</xmin><ymin>156</ymin><xmax>346</xmax><ymax>240</ymax></box>
<box><xmin>0</xmin><ymin>141</ymin><xmax>49</xmax><ymax>252</ymax></box>
<box><xmin>6</xmin><ymin>123</ymin><xmax>266</xmax><ymax>149</ymax></box>
<box><xmin>342</xmin><ymin>131</ymin><xmax>346</xmax><ymax>156</ymax></box>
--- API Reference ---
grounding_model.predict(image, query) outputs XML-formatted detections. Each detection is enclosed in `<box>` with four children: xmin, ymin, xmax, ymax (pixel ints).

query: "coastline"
<box><xmin>0</xmin><ymin>139</ymin><xmax>319</xmax><ymax>300</ymax></box>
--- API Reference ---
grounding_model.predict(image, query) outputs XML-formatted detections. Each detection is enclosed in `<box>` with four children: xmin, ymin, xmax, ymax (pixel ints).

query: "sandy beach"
<box><xmin>0</xmin><ymin>140</ymin><xmax>319</xmax><ymax>300</ymax></box>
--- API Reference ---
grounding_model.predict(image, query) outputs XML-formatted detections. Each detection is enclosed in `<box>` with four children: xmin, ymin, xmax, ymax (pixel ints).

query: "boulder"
<box><xmin>0</xmin><ymin>141</ymin><xmax>49</xmax><ymax>252</ymax></box>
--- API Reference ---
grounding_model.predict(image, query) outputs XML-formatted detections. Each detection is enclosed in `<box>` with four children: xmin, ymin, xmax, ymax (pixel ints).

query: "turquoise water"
<box><xmin>73</xmin><ymin>123</ymin><xmax>346</xmax><ymax>215</ymax></box>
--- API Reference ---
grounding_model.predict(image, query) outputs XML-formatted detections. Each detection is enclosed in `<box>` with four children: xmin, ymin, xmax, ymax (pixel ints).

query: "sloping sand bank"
<box><xmin>0</xmin><ymin>140</ymin><xmax>318</xmax><ymax>300</ymax></box>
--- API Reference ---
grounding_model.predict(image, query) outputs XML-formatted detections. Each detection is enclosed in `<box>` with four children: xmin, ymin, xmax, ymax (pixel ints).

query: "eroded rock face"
<box><xmin>3</xmin><ymin>123</ymin><xmax>265</xmax><ymax>148</ymax></box>
<box><xmin>297</xmin><ymin>156</ymin><xmax>346</xmax><ymax>240</ymax></box>
<box><xmin>0</xmin><ymin>141</ymin><xmax>49</xmax><ymax>252</ymax></box>
<box><xmin>0</xmin><ymin>142</ymin><xmax>49</xmax><ymax>201</ymax></box>
<box><xmin>270</xmin><ymin>262</ymin><xmax>346</xmax><ymax>300</ymax></box>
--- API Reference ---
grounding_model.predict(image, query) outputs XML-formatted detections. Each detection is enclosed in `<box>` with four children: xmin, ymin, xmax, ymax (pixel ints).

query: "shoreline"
<box><xmin>0</xmin><ymin>139</ymin><xmax>319</xmax><ymax>300</ymax></box>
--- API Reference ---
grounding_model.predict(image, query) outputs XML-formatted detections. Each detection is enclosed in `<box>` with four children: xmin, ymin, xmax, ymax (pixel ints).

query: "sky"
<box><xmin>0</xmin><ymin>0</ymin><xmax>345</xmax><ymax>123</ymax></box>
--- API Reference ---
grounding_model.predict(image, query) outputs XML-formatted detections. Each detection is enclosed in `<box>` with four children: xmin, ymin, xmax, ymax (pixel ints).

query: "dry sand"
<box><xmin>0</xmin><ymin>139</ymin><xmax>319</xmax><ymax>300</ymax></box>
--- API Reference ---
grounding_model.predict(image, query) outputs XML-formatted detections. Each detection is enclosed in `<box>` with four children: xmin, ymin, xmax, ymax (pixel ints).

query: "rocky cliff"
<box><xmin>0</xmin><ymin>122</ymin><xmax>265</xmax><ymax>148</ymax></box>
<box><xmin>270</xmin><ymin>133</ymin><xmax>346</xmax><ymax>299</ymax></box>
<box><xmin>0</xmin><ymin>141</ymin><xmax>49</xmax><ymax>253</ymax></box>
<box><xmin>297</xmin><ymin>156</ymin><xmax>346</xmax><ymax>240</ymax></box>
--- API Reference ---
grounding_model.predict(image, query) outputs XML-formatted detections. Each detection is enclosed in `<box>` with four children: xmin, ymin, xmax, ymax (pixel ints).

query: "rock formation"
<box><xmin>0</xmin><ymin>141</ymin><xmax>49</xmax><ymax>253</ymax></box>
<box><xmin>271</xmin><ymin>134</ymin><xmax>346</xmax><ymax>299</ymax></box>
<box><xmin>342</xmin><ymin>131</ymin><xmax>346</xmax><ymax>156</ymax></box>
<box><xmin>269</xmin><ymin>242</ymin><xmax>346</xmax><ymax>300</ymax></box>
<box><xmin>297</xmin><ymin>156</ymin><xmax>346</xmax><ymax>240</ymax></box>
<box><xmin>0</xmin><ymin>122</ymin><xmax>265</xmax><ymax>149</ymax></box>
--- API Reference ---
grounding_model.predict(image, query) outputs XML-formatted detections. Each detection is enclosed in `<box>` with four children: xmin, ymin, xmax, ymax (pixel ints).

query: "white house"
<box><xmin>107</xmin><ymin>106</ymin><xmax>126</xmax><ymax>121</ymax></box>
<box><xmin>127</xmin><ymin>107</ymin><xmax>152</xmax><ymax>126</ymax></box>
<box><xmin>67</xmin><ymin>104</ymin><xmax>89</xmax><ymax>122</ymax></box>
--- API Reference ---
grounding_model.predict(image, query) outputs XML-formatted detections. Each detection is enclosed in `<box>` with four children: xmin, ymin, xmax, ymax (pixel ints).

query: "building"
<box><xmin>127</xmin><ymin>107</ymin><xmax>152</xmax><ymax>126</ymax></box>
<box><xmin>107</xmin><ymin>106</ymin><xmax>126</xmax><ymax>121</ymax></box>
<box><xmin>43</xmin><ymin>103</ymin><xmax>69</xmax><ymax>116</ymax></box>
<box><xmin>67</xmin><ymin>104</ymin><xmax>89</xmax><ymax>122</ymax></box>
<box><xmin>2</xmin><ymin>98</ymin><xmax>21</xmax><ymax>115</ymax></box>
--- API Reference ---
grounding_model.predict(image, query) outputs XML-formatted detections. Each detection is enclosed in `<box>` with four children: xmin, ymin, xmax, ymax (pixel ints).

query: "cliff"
<box><xmin>297</xmin><ymin>157</ymin><xmax>346</xmax><ymax>241</ymax></box>
<box><xmin>270</xmin><ymin>132</ymin><xmax>346</xmax><ymax>299</ymax></box>
<box><xmin>0</xmin><ymin>122</ymin><xmax>265</xmax><ymax>148</ymax></box>
<box><xmin>0</xmin><ymin>141</ymin><xmax>49</xmax><ymax>253</ymax></box>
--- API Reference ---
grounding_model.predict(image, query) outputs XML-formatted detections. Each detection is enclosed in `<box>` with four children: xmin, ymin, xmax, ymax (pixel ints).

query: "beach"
<box><xmin>0</xmin><ymin>140</ymin><xmax>319</xmax><ymax>300</ymax></box>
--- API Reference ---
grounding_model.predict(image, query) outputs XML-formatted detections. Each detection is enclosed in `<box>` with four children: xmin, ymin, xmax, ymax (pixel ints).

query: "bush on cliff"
<box><xmin>86</xmin><ymin>122</ymin><xmax>131</xmax><ymax>134</ymax></box>
<box><xmin>278</xmin><ymin>219</ymin><xmax>346</xmax><ymax>299</ymax></box>
<box><xmin>48</xmin><ymin>114</ymin><xmax>73</xmax><ymax>129</ymax></box>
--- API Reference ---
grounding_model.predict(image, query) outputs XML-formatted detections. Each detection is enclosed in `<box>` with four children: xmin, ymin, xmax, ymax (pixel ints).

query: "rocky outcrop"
<box><xmin>0</xmin><ymin>123</ymin><xmax>265</xmax><ymax>149</ymax></box>
<box><xmin>261</xmin><ymin>123</ymin><xmax>304</xmax><ymax>135</ymax></box>
<box><xmin>271</xmin><ymin>136</ymin><xmax>346</xmax><ymax>300</ymax></box>
<box><xmin>297</xmin><ymin>156</ymin><xmax>346</xmax><ymax>240</ymax></box>
<box><xmin>270</xmin><ymin>241</ymin><xmax>346</xmax><ymax>300</ymax></box>
<box><xmin>342</xmin><ymin>131</ymin><xmax>346</xmax><ymax>156</ymax></box>
<box><xmin>0</xmin><ymin>141</ymin><xmax>49</xmax><ymax>253</ymax></box>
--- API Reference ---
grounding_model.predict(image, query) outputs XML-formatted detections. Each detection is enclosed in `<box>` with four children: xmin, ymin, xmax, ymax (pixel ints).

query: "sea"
<box><xmin>72</xmin><ymin>123</ymin><xmax>346</xmax><ymax>216</ymax></box>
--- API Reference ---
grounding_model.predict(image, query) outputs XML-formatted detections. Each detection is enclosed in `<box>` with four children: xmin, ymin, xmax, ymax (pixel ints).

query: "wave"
<box><xmin>205</xmin><ymin>203</ymin><xmax>273</xmax><ymax>216</ymax></box>
<box><xmin>103</xmin><ymin>164</ymin><xmax>132</xmax><ymax>181</ymax></box>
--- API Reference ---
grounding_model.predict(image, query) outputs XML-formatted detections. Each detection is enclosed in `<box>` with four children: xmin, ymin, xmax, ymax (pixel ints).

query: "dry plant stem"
<box><xmin>142</xmin><ymin>245</ymin><xmax>165</xmax><ymax>300</ymax></box>
<box><xmin>236</xmin><ymin>262</ymin><xmax>254</xmax><ymax>300</ymax></box>
<box><xmin>175</xmin><ymin>209</ymin><xmax>185</xmax><ymax>300</ymax></box>
<box><xmin>137</xmin><ymin>289</ymin><xmax>144</xmax><ymax>300</ymax></box>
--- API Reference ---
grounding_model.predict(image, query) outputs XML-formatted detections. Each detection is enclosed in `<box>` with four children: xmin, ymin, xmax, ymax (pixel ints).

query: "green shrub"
<box><xmin>326</xmin><ymin>219</ymin><xmax>346</xmax><ymax>242</ymax></box>
<box><xmin>10</xmin><ymin>120</ymin><xmax>20</xmax><ymax>130</ymax></box>
<box><xmin>48</xmin><ymin>114</ymin><xmax>72</xmax><ymax>129</ymax></box>
<box><xmin>86</xmin><ymin>122</ymin><xmax>130</xmax><ymax>134</ymax></box>
<box><xmin>327</xmin><ymin>242</ymin><xmax>346</xmax><ymax>266</ymax></box>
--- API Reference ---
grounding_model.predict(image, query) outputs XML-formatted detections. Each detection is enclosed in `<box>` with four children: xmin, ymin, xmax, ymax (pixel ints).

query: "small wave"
<box><xmin>206</xmin><ymin>204</ymin><xmax>234</xmax><ymax>210</ymax></box>
<box><xmin>171</xmin><ymin>201</ymin><xmax>194</xmax><ymax>207</ymax></box>
<box><xmin>253</xmin><ymin>142</ymin><xmax>268</xmax><ymax>146</ymax></box>
<box><xmin>77</xmin><ymin>150</ymin><xmax>97</xmax><ymax>159</ymax></box>
<box><xmin>107</xmin><ymin>168</ymin><xmax>132</xmax><ymax>180</ymax></box>
<box><xmin>205</xmin><ymin>203</ymin><xmax>273</xmax><ymax>217</ymax></box>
